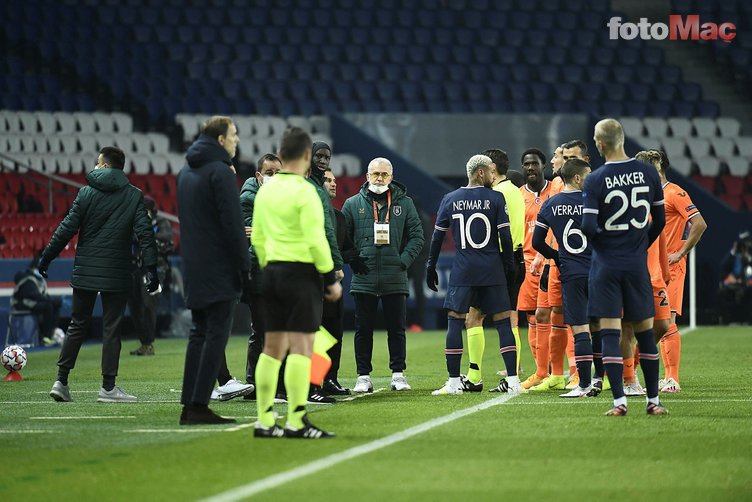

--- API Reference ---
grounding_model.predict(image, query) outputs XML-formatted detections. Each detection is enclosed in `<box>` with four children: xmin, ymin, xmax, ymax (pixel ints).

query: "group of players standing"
<box><xmin>428</xmin><ymin>118</ymin><xmax>706</xmax><ymax>416</ymax></box>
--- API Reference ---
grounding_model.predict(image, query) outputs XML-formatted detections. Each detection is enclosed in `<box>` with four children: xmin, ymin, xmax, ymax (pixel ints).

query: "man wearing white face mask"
<box><xmin>342</xmin><ymin>158</ymin><xmax>425</xmax><ymax>393</ymax></box>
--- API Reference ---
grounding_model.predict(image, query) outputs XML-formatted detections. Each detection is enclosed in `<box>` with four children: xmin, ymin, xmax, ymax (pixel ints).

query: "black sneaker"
<box><xmin>323</xmin><ymin>379</ymin><xmax>351</xmax><ymax>396</ymax></box>
<box><xmin>254</xmin><ymin>423</ymin><xmax>285</xmax><ymax>438</ymax></box>
<box><xmin>243</xmin><ymin>388</ymin><xmax>257</xmax><ymax>401</ymax></box>
<box><xmin>179</xmin><ymin>405</ymin><xmax>236</xmax><ymax>425</ymax></box>
<box><xmin>284</xmin><ymin>414</ymin><xmax>335</xmax><ymax>439</ymax></box>
<box><xmin>460</xmin><ymin>374</ymin><xmax>483</xmax><ymax>392</ymax></box>
<box><xmin>591</xmin><ymin>379</ymin><xmax>603</xmax><ymax>395</ymax></box>
<box><xmin>488</xmin><ymin>378</ymin><xmax>509</xmax><ymax>393</ymax></box>
<box><xmin>308</xmin><ymin>390</ymin><xmax>336</xmax><ymax>404</ymax></box>
<box><xmin>130</xmin><ymin>344</ymin><xmax>154</xmax><ymax>356</ymax></box>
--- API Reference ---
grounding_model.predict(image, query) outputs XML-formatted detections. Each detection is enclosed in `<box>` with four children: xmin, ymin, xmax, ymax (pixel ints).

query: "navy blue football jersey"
<box><xmin>433</xmin><ymin>186</ymin><xmax>512</xmax><ymax>286</ymax></box>
<box><xmin>582</xmin><ymin>158</ymin><xmax>664</xmax><ymax>270</ymax></box>
<box><xmin>535</xmin><ymin>190</ymin><xmax>592</xmax><ymax>282</ymax></box>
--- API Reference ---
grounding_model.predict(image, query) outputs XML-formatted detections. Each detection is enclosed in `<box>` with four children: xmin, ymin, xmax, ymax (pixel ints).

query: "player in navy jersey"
<box><xmin>425</xmin><ymin>154</ymin><xmax>520</xmax><ymax>395</ymax></box>
<box><xmin>533</xmin><ymin>158</ymin><xmax>604</xmax><ymax>398</ymax></box>
<box><xmin>581</xmin><ymin>118</ymin><xmax>668</xmax><ymax>416</ymax></box>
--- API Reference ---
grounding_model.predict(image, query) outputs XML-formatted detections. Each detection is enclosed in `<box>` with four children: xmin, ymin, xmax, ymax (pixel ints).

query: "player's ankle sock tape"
<box><xmin>493</xmin><ymin>317</ymin><xmax>517</xmax><ymax>377</ymax></box>
<box><xmin>573</xmin><ymin>331</ymin><xmax>593</xmax><ymax>388</ymax></box>
<box><xmin>601</xmin><ymin>329</ymin><xmax>625</xmax><ymax>399</ymax></box>
<box><xmin>445</xmin><ymin>317</ymin><xmax>464</xmax><ymax>378</ymax></box>
<box><xmin>635</xmin><ymin>329</ymin><xmax>660</xmax><ymax>398</ymax></box>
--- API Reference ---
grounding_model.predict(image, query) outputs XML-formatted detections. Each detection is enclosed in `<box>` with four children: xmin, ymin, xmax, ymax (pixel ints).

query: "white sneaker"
<box><xmin>391</xmin><ymin>374</ymin><xmax>411</xmax><ymax>391</ymax></box>
<box><xmin>559</xmin><ymin>386</ymin><xmax>595</xmax><ymax>398</ymax></box>
<box><xmin>353</xmin><ymin>375</ymin><xmax>373</xmax><ymax>393</ymax></box>
<box><xmin>624</xmin><ymin>381</ymin><xmax>646</xmax><ymax>396</ymax></box>
<box><xmin>432</xmin><ymin>381</ymin><xmax>463</xmax><ymax>395</ymax></box>
<box><xmin>97</xmin><ymin>386</ymin><xmax>137</xmax><ymax>402</ymax></box>
<box><xmin>212</xmin><ymin>379</ymin><xmax>255</xmax><ymax>401</ymax></box>
<box><xmin>507</xmin><ymin>379</ymin><xmax>523</xmax><ymax>396</ymax></box>
<box><xmin>658</xmin><ymin>378</ymin><xmax>668</xmax><ymax>389</ymax></box>
<box><xmin>660</xmin><ymin>377</ymin><xmax>681</xmax><ymax>393</ymax></box>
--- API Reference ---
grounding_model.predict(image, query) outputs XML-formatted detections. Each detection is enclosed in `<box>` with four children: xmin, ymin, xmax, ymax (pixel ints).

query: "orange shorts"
<box><xmin>517</xmin><ymin>265</ymin><xmax>539</xmax><ymax>312</ymax></box>
<box><xmin>547</xmin><ymin>264</ymin><xmax>562</xmax><ymax>308</ymax></box>
<box><xmin>667</xmin><ymin>261</ymin><xmax>686</xmax><ymax>316</ymax></box>
<box><xmin>653</xmin><ymin>286</ymin><xmax>671</xmax><ymax>321</ymax></box>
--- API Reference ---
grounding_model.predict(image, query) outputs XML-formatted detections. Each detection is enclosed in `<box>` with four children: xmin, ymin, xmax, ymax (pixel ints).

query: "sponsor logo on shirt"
<box><xmin>685</xmin><ymin>204</ymin><xmax>696</xmax><ymax>211</ymax></box>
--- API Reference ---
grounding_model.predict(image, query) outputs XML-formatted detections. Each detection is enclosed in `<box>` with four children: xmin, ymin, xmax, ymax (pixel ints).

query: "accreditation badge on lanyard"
<box><xmin>373</xmin><ymin>191</ymin><xmax>391</xmax><ymax>246</ymax></box>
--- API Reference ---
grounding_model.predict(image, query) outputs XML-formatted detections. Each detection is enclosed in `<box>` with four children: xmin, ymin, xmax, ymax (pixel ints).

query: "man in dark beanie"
<box><xmin>305</xmin><ymin>141</ymin><xmax>344</xmax><ymax>404</ymax></box>
<box><xmin>177</xmin><ymin>116</ymin><xmax>251</xmax><ymax>425</ymax></box>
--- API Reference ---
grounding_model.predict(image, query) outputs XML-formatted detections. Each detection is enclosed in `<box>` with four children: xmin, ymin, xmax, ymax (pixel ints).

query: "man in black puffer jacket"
<box><xmin>177</xmin><ymin>116</ymin><xmax>251</xmax><ymax>425</ymax></box>
<box><xmin>43</xmin><ymin>146</ymin><xmax>159</xmax><ymax>404</ymax></box>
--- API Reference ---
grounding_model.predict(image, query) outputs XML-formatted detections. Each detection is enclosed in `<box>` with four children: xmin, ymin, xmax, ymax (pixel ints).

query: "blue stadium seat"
<box><xmin>425</xmin><ymin>64</ymin><xmax>447</xmax><ymax>81</ymax></box>
<box><xmin>503</xmin><ymin>30</ymin><xmax>524</xmax><ymax>47</ymax></box>
<box><xmin>421</xmin><ymin>82</ymin><xmax>443</xmax><ymax>102</ymax></box>
<box><xmin>696</xmin><ymin>101</ymin><xmax>720</xmax><ymax>118</ymax></box>
<box><xmin>630</xmin><ymin>84</ymin><xmax>652</xmax><ymax>102</ymax></box>
<box><xmin>678</xmin><ymin>82</ymin><xmax>702</xmax><ymax>102</ymax></box>
<box><xmin>612</xmin><ymin>67</ymin><xmax>634</xmax><ymax>84</ymax></box>
<box><xmin>561</xmin><ymin>66</ymin><xmax>584</xmax><ymax>84</ymax></box>
<box><xmin>399</xmin><ymin>82</ymin><xmax>420</xmax><ymax>101</ymax></box>
<box><xmin>672</xmin><ymin>102</ymin><xmax>695</xmax><ymax>118</ymax></box>
<box><xmin>376</xmin><ymin>82</ymin><xmax>399</xmax><ymax>102</ymax></box>
<box><xmin>554</xmin><ymin>83</ymin><xmax>577</xmax><ymax>102</ymax></box>
<box><xmin>661</xmin><ymin>65</ymin><xmax>682</xmax><ymax>84</ymax></box>
<box><xmin>508</xmin><ymin>83</ymin><xmax>529</xmax><ymax>101</ymax></box>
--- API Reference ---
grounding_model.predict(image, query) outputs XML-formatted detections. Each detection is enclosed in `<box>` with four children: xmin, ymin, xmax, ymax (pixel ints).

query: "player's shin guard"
<box><xmin>466</xmin><ymin>326</ymin><xmax>485</xmax><ymax>384</ymax></box>
<box><xmin>526</xmin><ymin>315</ymin><xmax>537</xmax><ymax>361</ymax></box>
<box><xmin>255</xmin><ymin>353</ymin><xmax>282</xmax><ymax>427</ymax></box>
<box><xmin>591</xmin><ymin>330</ymin><xmax>604</xmax><ymax>378</ymax></box>
<box><xmin>512</xmin><ymin>325</ymin><xmax>521</xmax><ymax>373</ymax></box>
<box><xmin>494</xmin><ymin>317</ymin><xmax>517</xmax><ymax>377</ymax></box>
<box><xmin>445</xmin><ymin>317</ymin><xmax>464</xmax><ymax>378</ymax></box>
<box><xmin>573</xmin><ymin>331</ymin><xmax>593</xmax><ymax>388</ymax></box>
<box><xmin>663</xmin><ymin>323</ymin><xmax>681</xmax><ymax>382</ymax></box>
<box><xmin>601</xmin><ymin>329</ymin><xmax>625</xmax><ymax>400</ymax></box>
<box><xmin>635</xmin><ymin>329</ymin><xmax>660</xmax><ymax>399</ymax></box>
<box><xmin>549</xmin><ymin>312</ymin><xmax>568</xmax><ymax>375</ymax></box>
<box><xmin>284</xmin><ymin>354</ymin><xmax>311</xmax><ymax>429</ymax></box>
<box><xmin>535</xmin><ymin>322</ymin><xmax>551</xmax><ymax>378</ymax></box>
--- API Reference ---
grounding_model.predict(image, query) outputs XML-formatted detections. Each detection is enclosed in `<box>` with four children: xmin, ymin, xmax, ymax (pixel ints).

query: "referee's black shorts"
<box><xmin>262</xmin><ymin>262</ymin><xmax>323</xmax><ymax>333</ymax></box>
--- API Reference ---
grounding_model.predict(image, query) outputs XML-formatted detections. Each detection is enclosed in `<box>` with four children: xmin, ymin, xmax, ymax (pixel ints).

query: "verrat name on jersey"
<box><xmin>551</xmin><ymin>204</ymin><xmax>582</xmax><ymax>216</ymax></box>
<box><xmin>604</xmin><ymin>171</ymin><xmax>645</xmax><ymax>189</ymax></box>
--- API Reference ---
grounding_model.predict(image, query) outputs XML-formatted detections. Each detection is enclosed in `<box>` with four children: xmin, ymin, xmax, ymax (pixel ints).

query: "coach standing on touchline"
<box><xmin>177</xmin><ymin>116</ymin><xmax>251</xmax><ymax>425</ymax></box>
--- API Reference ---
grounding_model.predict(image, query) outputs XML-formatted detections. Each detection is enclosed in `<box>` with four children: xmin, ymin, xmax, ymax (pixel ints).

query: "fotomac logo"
<box><xmin>608</xmin><ymin>16</ymin><xmax>736</xmax><ymax>43</ymax></box>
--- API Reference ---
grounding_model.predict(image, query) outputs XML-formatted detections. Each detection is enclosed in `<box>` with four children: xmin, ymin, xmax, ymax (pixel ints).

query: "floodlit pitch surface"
<box><xmin>1</xmin><ymin>327</ymin><xmax>750</xmax><ymax>501</ymax></box>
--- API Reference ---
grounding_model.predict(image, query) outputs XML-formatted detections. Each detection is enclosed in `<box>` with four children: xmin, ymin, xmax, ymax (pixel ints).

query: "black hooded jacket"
<box><xmin>177</xmin><ymin>134</ymin><xmax>250</xmax><ymax>309</ymax></box>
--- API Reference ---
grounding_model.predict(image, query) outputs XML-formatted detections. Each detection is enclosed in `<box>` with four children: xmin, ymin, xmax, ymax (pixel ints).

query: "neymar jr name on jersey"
<box><xmin>452</xmin><ymin>199</ymin><xmax>492</xmax><ymax>211</ymax></box>
<box><xmin>604</xmin><ymin>171</ymin><xmax>646</xmax><ymax>189</ymax></box>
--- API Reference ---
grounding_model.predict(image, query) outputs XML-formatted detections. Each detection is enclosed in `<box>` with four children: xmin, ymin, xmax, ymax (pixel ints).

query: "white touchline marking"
<box><xmin>200</xmin><ymin>392</ymin><xmax>518</xmax><ymax>502</ymax></box>
<box><xmin>339</xmin><ymin>387</ymin><xmax>386</xmax><ymax>402</ymax></box>
<box><xmin>225</xmin><ymin>423</ymin><xmax>255</xmax><ymax>433</ymax></box>
<box><xmin>34</xmin><ymin>390</ymin><xmax>99</xmax><ymax>394</ymax></box>
<box><xmin>131</xmin><ymin>429</ymin><xmax>223</xmax><ymax>433</ymax></box>
<box><xmin>30</xmin><ymin>416</ymin><xmax>137</xmax><ymax>420</ymax></box>
<box><xmin>0</xmin><ymin>400</ymin><xmax>181</xmax><ymax>404</ymax></box>
<box><xmin>503</xmin><ymin>398</ymin><xmax>752</xmax><ymax>406</ymax></box>
<box><xmin>0</xmin><ymin>430</ymin><xmax>54</xmax><ymax>433</ymax></box>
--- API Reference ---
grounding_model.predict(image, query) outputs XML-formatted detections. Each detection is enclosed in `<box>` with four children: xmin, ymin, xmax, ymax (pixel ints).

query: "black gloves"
<box><xmin>426</xmin><ymin>266</ymin><xmax>439</xmax><ymax>292</ymax></box>
<box><xmin>240</xmin><ymin>270</ymin><xmax>253</xmax><ymax>304</ymax></box>
<box><xmin>145</xmin><ymin>266</ymin><xmax>161</xmax><ymax>295</ymax></box>
<box><xmin>539</xmin><ymin>264</ymin><xmax>550</xmax><ymax>293</ymax></box>
<box><xmin>37</xmin><ymin>257</ymin><xmax>49</xmax><ymax>279</ymax></box>
<box><xmin>349</xmin><ymin>255</ymin><xmax>370</xmax><ymax>275</ymax></box>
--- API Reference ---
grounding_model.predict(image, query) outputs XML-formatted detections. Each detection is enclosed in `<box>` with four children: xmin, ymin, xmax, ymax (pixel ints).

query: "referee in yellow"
<box><xmin>462</xmin><ymin>148</ymin><xmax>526</xmax><ymax>392</ymax></box>
<box><xmin>251</xmin><ymin>127</ymin><xmax>342</xmax><ymax>439</ymax></box>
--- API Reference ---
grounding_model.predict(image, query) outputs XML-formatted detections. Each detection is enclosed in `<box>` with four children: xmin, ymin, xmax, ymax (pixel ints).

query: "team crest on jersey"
<box><xmin>393</xmin><ymin>205</ymin><xmax>402</xmax><ymax>216</ymax></box>
<box><xmin>534</xmin><ymin>197</ymin><xmax>542</xmax><ymax>205</ymax></box>
<box><xmin>358</xmin><ymin>207</ymin><xmax>365</xmax><ymax>214</ymax></box>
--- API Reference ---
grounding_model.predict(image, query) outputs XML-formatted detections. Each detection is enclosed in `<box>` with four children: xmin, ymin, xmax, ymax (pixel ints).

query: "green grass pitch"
<box><xmin>1</xmin><ymin>326</ymin><xmax>751</xmax><ymax>501</ymax></box>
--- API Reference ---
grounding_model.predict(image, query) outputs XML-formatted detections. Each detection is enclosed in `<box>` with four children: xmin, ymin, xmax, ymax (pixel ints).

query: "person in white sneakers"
<box><xmin>425</xmin><ymin>154</ymin><xmax>521</xmax><ymax>396</ymax></box>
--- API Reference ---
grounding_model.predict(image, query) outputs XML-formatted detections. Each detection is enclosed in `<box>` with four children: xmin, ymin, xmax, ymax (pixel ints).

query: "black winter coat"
<box><xmin>177</xmin><ymin>135</ymin><xmax>250</xmax><ymax>309</ymax></box>
<box><xmin>42</xmin><ymin>167</ymin><xmax>157</xmax><ymax>292</ymax></box>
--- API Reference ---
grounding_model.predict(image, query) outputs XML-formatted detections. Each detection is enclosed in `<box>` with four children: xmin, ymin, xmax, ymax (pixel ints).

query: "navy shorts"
<box><xmin>587</xmin><ymin>261</ymin><xmax>654</xmax><ymax>321</ymax></box>
<box><xmin>444</xmin><ymin>285</ymin><xmax>511</xmax><ymax>315</ymax></box>
<box><xmin>562</xmin><ymin>277</ymin><xmax>590</xmax><ymax>326</ymax></box>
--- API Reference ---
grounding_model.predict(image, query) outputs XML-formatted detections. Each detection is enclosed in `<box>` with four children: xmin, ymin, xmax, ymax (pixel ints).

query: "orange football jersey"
<box><xmin>520</xmin><ymin>179</ymin><xmax>553</xmax><ymax>264</ymax></box>
<box><xmin>662</xmin><ymin>182</ymin><xmax>701</xmax><ymax>257</ymax></box>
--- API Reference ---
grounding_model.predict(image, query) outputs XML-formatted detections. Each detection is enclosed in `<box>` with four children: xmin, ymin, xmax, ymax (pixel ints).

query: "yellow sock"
<box><xmin>512</xmin><ymin>326</ymin><xmax>521</xmax><ymax>373</ymax></box>
<box><xmin>255</xmin><ymin>353</ymin><xmax>282</xmax><ymax>427</ymax></box>
<box><xmin>466</xmin><ymin>326</ymin><xmax>485</xmax><ymax>383</ymax></box>
<box><xmin>284</xmin><ymin>354</ymin><xmax>311</xmax><ymax>429</ymax></box>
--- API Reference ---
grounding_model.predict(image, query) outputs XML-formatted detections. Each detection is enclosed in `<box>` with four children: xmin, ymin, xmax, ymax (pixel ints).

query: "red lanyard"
<box><xmin>372</xmin><ymin>190</ymin><xmax>391</xmax><ymax>224</ymax></box>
